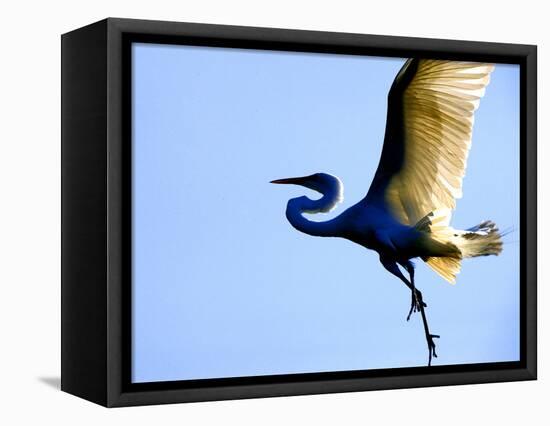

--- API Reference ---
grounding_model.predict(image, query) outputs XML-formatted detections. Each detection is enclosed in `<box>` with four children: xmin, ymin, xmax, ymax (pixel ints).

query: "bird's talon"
<box><xmin>407</xmin><ymin>291</ymin><xmax>424</xmax><ymax>320</ymax></box>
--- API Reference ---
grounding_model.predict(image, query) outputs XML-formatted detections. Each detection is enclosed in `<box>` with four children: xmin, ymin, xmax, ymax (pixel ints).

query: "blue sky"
<box><xmin>131</xmin><ymin>43</ymin><xmax>520</xmax><ymax>383</ymax></box>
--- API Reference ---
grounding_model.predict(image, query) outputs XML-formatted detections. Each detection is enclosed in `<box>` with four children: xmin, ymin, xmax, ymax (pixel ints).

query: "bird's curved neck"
<box><xmin>285</xmin><ymin>183</ymin><xmax>343</xmax><ymax>238</ymax></box>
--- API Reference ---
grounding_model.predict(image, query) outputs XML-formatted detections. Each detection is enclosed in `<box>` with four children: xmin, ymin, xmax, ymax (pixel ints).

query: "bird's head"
<box><xmin>270</xmin><ymin>172</ymin><xmax>344</xmax><ymax>213</ymax></box>
<box><xmin>270</xmin><ymin>173</ymin><xmax>337</xmax><ymax>193</ymax></box>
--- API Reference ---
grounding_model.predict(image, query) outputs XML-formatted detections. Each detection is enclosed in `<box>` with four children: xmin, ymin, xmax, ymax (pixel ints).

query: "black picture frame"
<box><xmin>61</xmin><ymin>17</ymin><xmax>537</xmax><ymax>407</ymax></box>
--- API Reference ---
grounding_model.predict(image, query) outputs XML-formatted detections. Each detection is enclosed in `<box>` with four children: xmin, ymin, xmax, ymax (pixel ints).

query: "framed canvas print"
<box><xmin>61</xmin><ymin>18</ymin><xmax>537</xmax><ymax>407</ymax></box>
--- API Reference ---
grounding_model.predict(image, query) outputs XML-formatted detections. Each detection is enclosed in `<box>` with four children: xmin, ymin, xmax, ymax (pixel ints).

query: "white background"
<box><xmin>0</xmin><ymin>0</ymin><xmax>546</xmax><ymax>424</ymax></box>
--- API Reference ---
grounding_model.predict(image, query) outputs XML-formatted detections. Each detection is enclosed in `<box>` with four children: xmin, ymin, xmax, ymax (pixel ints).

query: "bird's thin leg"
<box><xmin>400</xmin><ymin>261</ymin><xmax>426</xmax><ymax>321</ymax></box>
<box><xmin>402</xmin><ymin>262</ymin><xmax>439</xmax><ymax>364</ymax></box>
<box><xmin>380</xmin><ymin>257</ymin><xmax>440</xmax><ymax>366</ymax></box>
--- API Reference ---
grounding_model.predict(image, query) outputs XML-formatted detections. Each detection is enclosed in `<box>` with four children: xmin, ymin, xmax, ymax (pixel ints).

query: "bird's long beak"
<box><xmin>270</xmin><ymin>176</ymin><xmax>309</xmax><ymax>185</ymax></box>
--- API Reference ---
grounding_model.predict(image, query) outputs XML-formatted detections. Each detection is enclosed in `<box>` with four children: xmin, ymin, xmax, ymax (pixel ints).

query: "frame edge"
<box><xmin>61</xmin><ymin>18</ymin><xmax>110</xmax><ymax>407</ymax></box>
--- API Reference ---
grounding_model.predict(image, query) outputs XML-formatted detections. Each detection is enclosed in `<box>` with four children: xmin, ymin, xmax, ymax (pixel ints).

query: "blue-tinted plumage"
<box><xmin>271</xmin><ymin>58</ymin><xmax>502</xmax><ymax>365</ymax></box>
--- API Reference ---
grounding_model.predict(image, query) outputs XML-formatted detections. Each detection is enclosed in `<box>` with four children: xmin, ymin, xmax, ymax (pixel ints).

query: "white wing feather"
<box><xmin>384</xmin><ymin>60</ymin><xmax>495</xmax><ymax>226</ymax></box>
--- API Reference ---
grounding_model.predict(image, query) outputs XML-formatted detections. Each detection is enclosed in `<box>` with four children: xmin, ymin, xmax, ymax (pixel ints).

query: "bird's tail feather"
<box><xmin>416</xmin><ymin>212</ymin><xmax>503</xmax><ymax>284</ymax></box>
<box><xmin>458</xmin><ymin>220</ymin><xmax>503</xmax><ymax>258</ymax></box>
<box><xmin>424</xmin><ymin>257</ymin><xmax>461</xmax><ymax>284</ymax></box>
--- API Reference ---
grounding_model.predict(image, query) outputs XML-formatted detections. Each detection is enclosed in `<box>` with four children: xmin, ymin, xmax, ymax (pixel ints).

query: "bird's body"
<box><xmin>272</xmin><ymin>58</ymin><xmax>502</xmax><ymax>365</ymax></box>
<box><xmin>281</xmin><ymin>175</ymin><xmax>460</xmax><ymax>263</ymax></box>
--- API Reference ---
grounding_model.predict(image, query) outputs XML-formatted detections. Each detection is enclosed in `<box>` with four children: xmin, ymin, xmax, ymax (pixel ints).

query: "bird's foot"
<box><xmin>427</xmin><ymin>333</ymin><xmax>440</xmax><ymax>366</ymax></box>
<box><xmin>407</xmin><ymin>290</ymin><xmax>427</xmax><ymax>321</ymax></box>
<box><xmin>408</xmin><ymin>289</ymin><xmax>440</xmax><ymax>366</ymax></box>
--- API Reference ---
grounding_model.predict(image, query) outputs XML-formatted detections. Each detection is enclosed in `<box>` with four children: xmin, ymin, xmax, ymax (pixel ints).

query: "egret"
<box><xmin>271</xmin><ymin>59</ymin><xmax>502</xmax><ymax>365</ymax></box>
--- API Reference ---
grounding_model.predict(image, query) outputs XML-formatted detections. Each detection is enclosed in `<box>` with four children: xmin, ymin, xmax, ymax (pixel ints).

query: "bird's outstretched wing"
<box><xmin>365</xmin><ymin>59</ymin><xmax>494</xmax><ymax>226</ymax></box>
